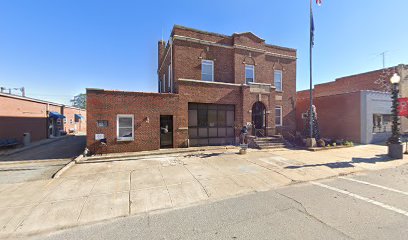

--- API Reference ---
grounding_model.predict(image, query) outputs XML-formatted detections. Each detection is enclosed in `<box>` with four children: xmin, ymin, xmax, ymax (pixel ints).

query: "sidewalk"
<box><xmin>0</xmin><ymin>144</ymin><xmax>406</xmax><ymax>238</ymax></box>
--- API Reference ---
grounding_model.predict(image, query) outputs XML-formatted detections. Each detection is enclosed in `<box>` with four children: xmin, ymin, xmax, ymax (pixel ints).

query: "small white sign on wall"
<box><xmin>95</xmin><ymin>134</ymin><xmax>105</xmax><ymax>140</ymax></box>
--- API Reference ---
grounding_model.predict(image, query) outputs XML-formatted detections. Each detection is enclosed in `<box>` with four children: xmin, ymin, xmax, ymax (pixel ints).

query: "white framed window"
<box><xmin>274</xmin><ymin>70</ymin><xmax>283</xmax><ymax>92</ymax></box>
<box><xmin>168</xmin><ymin>65</ymin><xmax>172</xmax><ymax>92</ymax></box>
<box><xmin>275</xmin><ymin>106</ymin><xmax>282</xmax><ymax>126</ymax></box>
<box><xmin>117</xmin><ymin>114</ymin><xmax>134</xmax><ymax>141</ymax></box>
<box><xmin>245</xmin><ymin>65</ymin><xmax>255</xmax><ymax>84</ymax></box>
<box><xmin>201</xmin><ymin>60</ymin><xmax>214</xmax><ymax>81</ymax></box>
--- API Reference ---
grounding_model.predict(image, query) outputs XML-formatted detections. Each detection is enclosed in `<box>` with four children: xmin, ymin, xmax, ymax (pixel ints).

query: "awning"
<box><xmin>74</xmin><ymin>114</ymin><xmax>85</xmax><ymax>121</ymax></box>
<box><xmin>49</xmin><ymin>112</ymin><xmax>65</xmax><ymax>119</ymax></box>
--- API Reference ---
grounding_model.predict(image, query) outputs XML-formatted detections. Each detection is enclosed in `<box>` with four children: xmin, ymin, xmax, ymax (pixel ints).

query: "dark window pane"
<box><xmin>208</xmin><ymin>110</ymin><xmax>217</xmax><ymax>127</ymax></box>
<box><xmin>188</xmin><ymin>128</ymin><xmax>198</xmax><ymax>138</ymax></box>
<box><xmin>198</xmin><ymin>109</ymin><xmax>207</xmax><ymax>127</ymax></box>
<box><xmin>198</xmin><ymin>128</ymin><xmax>208</xmax><ymax>137</ymax></box>
<box><xmin>209</xmin><ymin>128</ymin><xmax>217</xmax><ymax>137</ymax></box>
<box><xmin>188</xmin><ymin>103</ymin><xmax>197</xmax><ymax>110</ymax></box>
<box><xmin>188</xmin><ymin>110</ymin><xmax>197</xmax><ymax>127</ymax></box>
<box><xmin>217</xmin><ymin>111</ymin><xmax>226</xmax><ymax>126</ymax></box>
<box><xmin>227</xmin><ymin>128</ymin><xmax>235</xmax><ymax>137</ymax></box>
<box><xmin>218</xmin><ymin>128</ymin><xmax>226</xmax><ymax>137</ymax></box>
<box><xmin>226</xmin><ymin>111</ymin><xmax>234</xmax><ymax>126</ymax></box>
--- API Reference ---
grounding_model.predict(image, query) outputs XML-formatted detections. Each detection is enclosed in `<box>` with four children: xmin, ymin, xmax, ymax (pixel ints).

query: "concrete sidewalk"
<box><xmin>0</xmin><ymin>144</ymin><xmax>407</xmax><ymax>239</ymax></box>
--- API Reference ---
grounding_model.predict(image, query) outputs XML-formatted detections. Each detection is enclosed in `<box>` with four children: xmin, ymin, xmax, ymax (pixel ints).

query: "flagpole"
<box><xmin>309</xmin><ymin>0</ymin><xmax>313</xmax><ymax>139</ymax></box>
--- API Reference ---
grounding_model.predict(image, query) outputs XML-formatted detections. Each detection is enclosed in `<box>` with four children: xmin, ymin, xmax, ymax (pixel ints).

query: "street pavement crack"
<box><xmin>183</xmin><ymin>164</ymin><xmax>211</xmax><ymax>198</ymax></box>
<box><xmin>276</xmin><ymin>191</ymin><xmax>354</xmax><ymax>240</ymax></box>
<box><xmin>128</xmin><ymin>171</ymin><xmax>132</xmax><ymax>215</ymax></box>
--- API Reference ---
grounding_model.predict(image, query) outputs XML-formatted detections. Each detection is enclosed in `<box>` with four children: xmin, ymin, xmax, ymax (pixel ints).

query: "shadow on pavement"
<box><xmin>0</xmin><ymin>135</ymin><xmax>86</xmax><ymax>162</ymax></box>
<box><xmin>285</xmin><ymin>154</ymin><xmax>393</xmax><ymax>169</ymax></box>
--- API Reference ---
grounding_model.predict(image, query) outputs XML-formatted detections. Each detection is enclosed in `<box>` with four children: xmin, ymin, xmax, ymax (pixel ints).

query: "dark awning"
<box><xmin>49</xmin><ymin>112</ymin><xmax>65</xmax><ymax>119</ymax></box>
<box><xmin>74</xmin><ymin>114</ymin><xmax>85</xmax><ymax>121</ymax></box>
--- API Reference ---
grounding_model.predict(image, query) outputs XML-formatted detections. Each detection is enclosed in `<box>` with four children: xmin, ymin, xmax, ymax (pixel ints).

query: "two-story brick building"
<box><xmin>87</xmin><ymin>25</ymin><xmax>297</xmax><ymax>153</ymax></box>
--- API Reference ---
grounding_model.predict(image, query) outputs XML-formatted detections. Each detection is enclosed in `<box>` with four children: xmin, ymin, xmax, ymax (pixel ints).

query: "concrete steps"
<box><xmin>253</xmin><ymin>136</ymin><xmax>291</xmax><ymax>149</ymax></box>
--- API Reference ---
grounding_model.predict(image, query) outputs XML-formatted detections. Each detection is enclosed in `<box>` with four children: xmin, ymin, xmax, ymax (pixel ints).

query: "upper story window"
<box><xmin>201</xmin><ymin>60</ymin><xmax>214</xmax><ymax>81</ymax></box>
<box><xmin>245</xmin><ymin>65</ymin><xmax>255</xmax><ymax>84</ymax></box>
<box><xmin>274</xmin><ymin>70</ymin><xmax>283</xmax><ymax>92</ymax></box>
<box><xmin>117</xmin><ymin>114</ymin><xmax>134</xmax><ymax>141</ymax></box>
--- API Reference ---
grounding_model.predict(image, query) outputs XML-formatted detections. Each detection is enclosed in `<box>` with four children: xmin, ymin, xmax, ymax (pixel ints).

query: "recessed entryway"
<box><xmin>160</xmin><ymin>115</ymin><xmax>173</xmax><ymax>148</ymax></box>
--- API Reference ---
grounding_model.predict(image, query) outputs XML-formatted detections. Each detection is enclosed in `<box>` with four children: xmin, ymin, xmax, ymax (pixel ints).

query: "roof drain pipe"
<box><xmin>170</xmin><ymin>37</ymin><xmax>173</xmax><ymax>93</ymax></box>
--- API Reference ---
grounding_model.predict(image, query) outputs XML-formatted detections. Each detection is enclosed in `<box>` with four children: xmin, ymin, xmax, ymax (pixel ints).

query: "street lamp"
<box><xmin>388</xmin><ymin>73</ymin><xmax>404</xmax><ymax>159</ymax></box>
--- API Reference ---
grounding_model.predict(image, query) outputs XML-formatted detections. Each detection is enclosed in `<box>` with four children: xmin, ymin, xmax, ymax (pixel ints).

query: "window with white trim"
<box><xmin>201</xmin><ymin>60</ymin><xmax>214</xmax><ymax>81</ymax></box>
<box><xmin>117</xmin><ymin>114</ymin><xmax>134</xmax><ymax>141</ymax></box>
<box><xmin>275</xmin><ymin>106</ymin><xmax>282</xmax><ymax>126</ymax></box>
<box><xmin>274</xmin><ymin>70</ymin><xmax>283</xmax><ymax>91</ymax></box>
<box><xmin>245</xmin><ymin>65</ymin><xmax>255</xmax><ymax>84</ymax></box>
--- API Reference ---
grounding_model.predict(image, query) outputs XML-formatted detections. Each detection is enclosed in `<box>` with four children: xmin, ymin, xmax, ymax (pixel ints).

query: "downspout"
<box><xmin>46</xmin><ymin>103</ymin><xmax>50</xmax><ymax>138</ymax></box>
<box><xmin>170</xmin><ymin>38</ymin><xmax>173</xmax><ymax>93</ymax></box>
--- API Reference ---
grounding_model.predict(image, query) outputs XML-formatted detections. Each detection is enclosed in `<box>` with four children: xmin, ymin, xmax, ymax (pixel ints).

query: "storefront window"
<box><xmin>373</xmin><ymin>114</ymin><xmax>392</xmax><ymax>133</ymax></box>
<box><xmin>188</xmin><ymin>103</ymin><xmax>235</xmax><ymax>145</ymax></box>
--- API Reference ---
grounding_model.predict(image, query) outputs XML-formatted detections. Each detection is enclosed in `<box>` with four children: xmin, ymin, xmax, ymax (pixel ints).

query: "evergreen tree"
<box><xmin>303</xmin><ymin>105</ymin><xmax>321</xmax><ymax>140</ymax></box>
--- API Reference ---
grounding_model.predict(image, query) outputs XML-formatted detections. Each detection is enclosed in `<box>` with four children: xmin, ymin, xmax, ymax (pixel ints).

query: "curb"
<box><xmin>53</xmin><ymin>154</ymin><xmax>83</xmax><ymax>178</ymax></box>
<box><xmin>81</xmin><ymin>146</ymin><xmax>238</xmax><ymax>163</ymax></box>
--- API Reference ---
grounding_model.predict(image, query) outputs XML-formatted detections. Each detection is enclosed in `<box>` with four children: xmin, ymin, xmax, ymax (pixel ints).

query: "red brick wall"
<box><xmin>296</xmin><ymin>91</ymin><xmax>362</xmax><ymax>143</ymax></box>
<box><xmin>86</xmin><ymin>89</ymin><xmax>180</xmax><ymax>153</ymax></box>
<box><xmin>299</xmin><ymin>68</ymin><xmax>393</xmax><ymax>99</ymax></box>
<box><xmin>167</xmin><ymin>26</ymin><xmax>297</xmax><ymax>134</ymax></box>
<box><xmin>62</xmin><ymin>107</ymin><xmax>87</xmax><ymax>134</ymax></box>
<box><xmin>0</xmin><ymin>94</ymin><xmax>86</xmax><ymax>143</ymax></box>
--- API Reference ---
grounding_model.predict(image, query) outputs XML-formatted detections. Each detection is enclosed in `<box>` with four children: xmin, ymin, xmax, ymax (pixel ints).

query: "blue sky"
<box><xmin>0</xmin><ymin>0</ymin><xmax>407</xmax><ymax>105</ymax></box>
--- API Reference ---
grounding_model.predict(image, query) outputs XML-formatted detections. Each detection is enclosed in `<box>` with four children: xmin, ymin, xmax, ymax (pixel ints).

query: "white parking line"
<box><xmin>339</xmin><ymin>177</ymin><xmax>408</xmax><ymax>196</ymax></box>
<box><xmin>311</xmin><ymin>181</ymin><xmax>408</xmax><ymax>217</ymax></box>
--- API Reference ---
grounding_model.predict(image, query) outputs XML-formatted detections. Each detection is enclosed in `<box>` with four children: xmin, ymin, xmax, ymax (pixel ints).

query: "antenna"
<box><xmin>380</xmin><ymin>51</ymin><xmax>388</xmax><ymax>69</ymax></box>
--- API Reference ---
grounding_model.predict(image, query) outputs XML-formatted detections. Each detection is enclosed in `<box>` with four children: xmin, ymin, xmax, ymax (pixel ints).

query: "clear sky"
<box><xmin>1</xmin><ymin>0</ymin><xmax>407</xmax><ymax>105</ymax></box>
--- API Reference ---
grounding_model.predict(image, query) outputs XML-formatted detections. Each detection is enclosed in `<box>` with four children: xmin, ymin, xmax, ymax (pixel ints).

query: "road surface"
<box><xmin>0</xmin><ymin>136</ymin><xmax>85</xmax><ymax>183</ymax></box>
<box><xmin>33</xmin><ymin>162</ymin><xmax>408</xmax><ymax>240</ymax></box>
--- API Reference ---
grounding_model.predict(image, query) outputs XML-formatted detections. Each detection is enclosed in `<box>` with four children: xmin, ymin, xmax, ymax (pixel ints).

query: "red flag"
<box><xmin>398</xmin><ymin>98</ymin><xmax>408</xmax><ymax>117</ymax></box>
<box><xmin>316</xmin><ymin>0</ymin><xmax>322</xmax><ymax>6</ymax></box>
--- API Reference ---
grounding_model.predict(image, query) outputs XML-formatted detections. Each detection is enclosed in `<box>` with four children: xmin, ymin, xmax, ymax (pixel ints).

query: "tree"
<box><xmin>303</xmin><ymin>105</ymin><xmax>321</xmax><ymax>140</ymax></box>
<box><xmin>70</xmin><ymin>93</ymin><xmax>86</xmax><ymax>109</ymax></box>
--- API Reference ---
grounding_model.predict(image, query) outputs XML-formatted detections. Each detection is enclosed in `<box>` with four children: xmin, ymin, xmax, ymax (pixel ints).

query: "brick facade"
<box><xmin>0</xmin><ymin>93</ymin><xmax>86</xmax><ymax>144</ymax></box>
<box><xmin>296</xmin><ymin>64</ymin><xmax>407</xmax><ymax>143</ymax></box>
<box><xmin>87</xmin><ymin>25</ymin><xmax>297</xmax><ymax>153</ymax></box>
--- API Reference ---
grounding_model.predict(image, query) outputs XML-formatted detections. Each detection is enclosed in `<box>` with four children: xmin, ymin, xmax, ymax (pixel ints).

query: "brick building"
<box><xmin>87</xmin><ymin>25</ymin><xmax>297</xmax><ymax>153</ymax></box>
<box><xmin>0</xmin><ymin>93</ymin><xmax>86</xmax><ymax>145</ymax></box>
<box><xmin>296</xmin><ymin>64</ymin><xmax>408</xmax><ymax>144</ymax></box>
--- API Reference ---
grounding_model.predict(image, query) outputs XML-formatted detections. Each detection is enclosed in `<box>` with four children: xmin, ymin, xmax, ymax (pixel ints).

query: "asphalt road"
<box><xmin>0</xmin><ymin>136</ymin><xmax>86</xmax><ymax>183</ymax></box>
<box><xmin>32</xmin><ymin>163</ymin><xmax>408</xmax><ymax>240</ymax></box>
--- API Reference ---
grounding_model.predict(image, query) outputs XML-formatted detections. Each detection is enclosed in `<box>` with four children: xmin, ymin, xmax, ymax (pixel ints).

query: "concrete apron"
<box><xmin>0</xmin><ymin>145</ymin><xmax>407</xmax><ymax>238</ymax></box>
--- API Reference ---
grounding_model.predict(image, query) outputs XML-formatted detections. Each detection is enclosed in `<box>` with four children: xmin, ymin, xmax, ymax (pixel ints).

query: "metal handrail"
<box><xmin>254</xmin><ymin>128</ymin><xmax>265</xmax><ymax>138</ymax></box>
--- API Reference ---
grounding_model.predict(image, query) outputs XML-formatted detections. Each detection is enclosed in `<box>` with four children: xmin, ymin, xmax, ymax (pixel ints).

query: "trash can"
<box><xmin>23</xmin><ymin>132</ymin><xmax>31</xmax><ymax>146</ymax></box>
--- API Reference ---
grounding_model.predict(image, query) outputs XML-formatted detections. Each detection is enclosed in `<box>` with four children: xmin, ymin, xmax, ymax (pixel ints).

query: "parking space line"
<box><xmin>311</xmin><ymin>181</ymin><xmax>408</xmax><ymax>217</ymax></box>
<box><xmin>339</xmin><ymin>177</ymin><xmax>408</xmax><ymax>196</ymax></box>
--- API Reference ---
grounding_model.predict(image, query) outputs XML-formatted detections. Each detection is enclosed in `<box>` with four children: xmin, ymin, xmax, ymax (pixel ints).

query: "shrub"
<box><xmin>317</xmin><ymin>139</ymin><xmax>325</xmax><ymax>147</ymax></box>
